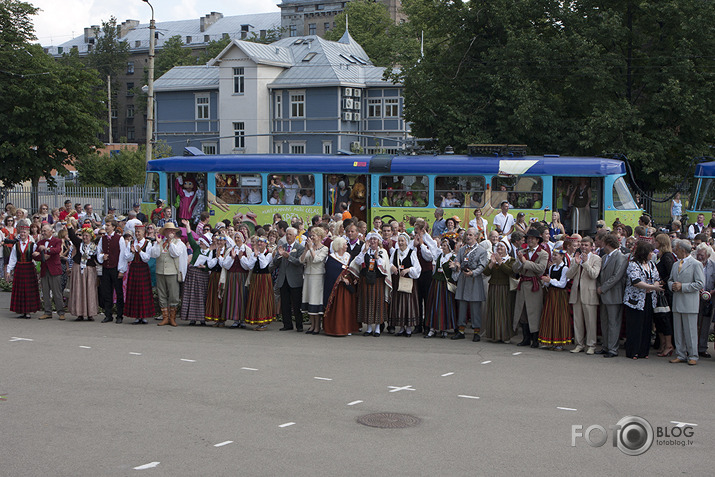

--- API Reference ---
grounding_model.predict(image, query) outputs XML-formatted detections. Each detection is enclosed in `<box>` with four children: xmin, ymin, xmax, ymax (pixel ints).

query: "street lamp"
<box><xmin>143</xmin><ymin>0</ymin><xmax>155</xmax><ymax>164</ymax></box>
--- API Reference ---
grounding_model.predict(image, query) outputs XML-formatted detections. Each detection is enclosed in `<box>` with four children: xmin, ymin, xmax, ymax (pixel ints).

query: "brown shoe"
<box><xmin>168</xmin><ymin>307</ymin><xmax>178</xmax><ymax>327</ymax></box>
<box><xmin>157</xmin><ymin>308</ymin><xmax>170</xmax><ymax>326</ymax></box>
<box><xmin>38</xmin><ymin>314</ymin><xmax>52</xmax><ymax>320</ymax></box>
<box><xmin>58</xmin><ymin>315</ymin><xmax>65</xmax><ymax>321</ymax></box>
<box><xmin>669</xmin><ymin>358</ymin><xmax>686</xmax><ymax>363</ymax></box>
<box><xmin>687</xmin><ymin>359</ymin><xmax>697</xmax><ymax>366</ymax></box>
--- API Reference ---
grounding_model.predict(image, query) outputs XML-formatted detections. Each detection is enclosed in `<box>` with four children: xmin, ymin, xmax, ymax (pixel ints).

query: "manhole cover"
<box><xmin>356</xmin><ymin>413</ymin><xmax>421</xmax><ymax>429</ymax></box>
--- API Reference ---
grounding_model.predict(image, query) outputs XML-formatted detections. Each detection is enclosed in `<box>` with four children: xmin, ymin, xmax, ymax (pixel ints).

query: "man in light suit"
<box><xmin>567</xmin><ymin>236</ymin><xmax>602</xmax><ymax>354</ymax></box>
<box><xmin>669</xmin><ymin>240</ymin><xmax>705</xmax><ymax>365</ymax></box>
<box><xmin>597</xmin><ymin>233</ymin><xmax>628</xmax><ymax>357</ymax></box>
<box><xmin>695</xmin><ymin>245</ymin><xmax>715</xmax><ymax>358</ymax></box>
<box><xmin>450</xmin><ymin>228</ymin><xmax>488</xmax><ymax>341</ymax></box>
<box><xmin>273</xmin><ymin>227</ymin><xmax>305</xmax><ymax>332</ymax></box>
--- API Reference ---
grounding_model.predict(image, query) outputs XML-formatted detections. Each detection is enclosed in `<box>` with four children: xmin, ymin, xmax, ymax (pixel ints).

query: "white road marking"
<box><xmin>129</xmin><ymin>352</ymin><xmax>142</xmax><ymax>356</ymax></box>
<box><xmin>214</xmin><ymin>441</ymin><xmax>233</xmax><ymax>447</ymax></box>
<box><xmin>441</xmin><ymin>372</ymin><xmax>454</xmax><ymax>377</ymax></box>
<box><xmin>481</xmin><ymin>360</ymin><xmax>492</xmax><ymax>365</ymax></box>
<box><xmin>557</xmin><ymin>407</ymin><xmax>577</xmax><ymax>411</ymax></box>
<box><xmin>388</xmin><ymin>385</ymin><xmax>416</xmax><ymax>393</ymax></box>
<box><xmin>79</xmin><ymin>346</ymin><xmax>91</xmax><ymax>349</ymax></box>
<box><xmin>314</xmin><ymin>377</ymin><xmax>333</xmax><ymax>381</ymax></box>
<box><xmin>9</xmin><ymin>337</ymin><xmax>33</xmax><ymax>342</ymax></box>
<box><xmin>670</xmin><ymin>421</ymin><xmax>698</xmax><ymax>428</ymax></box>
<box><xmin>240</xmin><ymin>367</ymin><xmax>258</xmax><ymax>371</ymax></box>
<box><xmin>347</xmin><ymin>400</ymin><xmax>363</xmax><ymax>406</ymax></box>
<box><xmin>458</xmin><ymin>395</ymin><xmax>480</xmax><ymax>400</ymax></box>
<box><xmin>133</xmin><ymin>462</ymin><xmax>160</xmax><ymax>470</ymax></box>
<box><xmin>512</xmin><ymin>352</ymin><xmax>522</xmax><ymax>356</ymax></box>
<box><xmin>180</xmin><ymin>359</ymin><xmax>196</xmax><ymax>363</ymax></box>
<box><xmin>279</xmin><ymin>422</ymin><xmax>295</xmax><ymax>428</ymax></box>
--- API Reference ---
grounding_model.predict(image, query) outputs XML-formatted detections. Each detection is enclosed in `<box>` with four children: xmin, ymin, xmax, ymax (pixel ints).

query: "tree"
<box><xmin>154</xmin><ymin>35</ymin><xmax>194</xmax><ymax>79</ymax></box>
<box><xmin>0</xmin><ymin>0</ymin><xmax>105</xmax><ymax>208</ymax></box>
<box><xmin>75</xmin><ymin>146</ymin><xmax>145</xmax><ymax>187</ymax></box>
<box><xmin>197</xmin><ymin>37</ymin><xmax>231</xmax><ymax>65</ymax></box>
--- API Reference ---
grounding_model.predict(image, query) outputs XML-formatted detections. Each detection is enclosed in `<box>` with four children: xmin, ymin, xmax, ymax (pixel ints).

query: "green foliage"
<box><xmin>154</xmin><ymin>35</ymin><xmax>194</xmax><ymax>79</ymax></box>
<box><xmin>197</xmin><ymin>37</ymin><xmax>231</xmax><ymax>65</ymax></box>
<box><xmin>75</xmin><ymin>146</ymin><xmax>146</xmax><ymax>187</ymax></box>
<box><xmin>86</xmin><ymin>16</ymin><xmax>130</xmax><ymax>80</ymax></box>
<box><xmin>0</xmin><ymin>0</ymin><xmax>37</xmax><ymax>47</ymax></box>
<box><xmin>245</xmin><ymin>27</ymin><xmax>285</xmax><ymax>45</ymax></box>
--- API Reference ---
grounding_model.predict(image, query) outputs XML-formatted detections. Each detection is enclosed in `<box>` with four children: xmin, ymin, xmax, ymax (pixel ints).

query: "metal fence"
<box><xmin>0</xmin><ymin>184</ymin><xmax>144</xmax><ymax>216</ymax></box>
<box><xmin>642</xmin><ymin>191</ymin><xmax>691</xmax><ymax>229</ymax></box>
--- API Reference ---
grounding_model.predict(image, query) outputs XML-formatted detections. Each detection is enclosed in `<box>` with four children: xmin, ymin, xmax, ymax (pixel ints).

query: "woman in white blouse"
<box><xmin>389</xmin><ymin>233</ymin><xmax>422</xmax><ymax>337</ymax></box>
<box><xmin>300</xmin><ymin>227</ymin><xmax>329</xmax><ymax>334</ymax></box>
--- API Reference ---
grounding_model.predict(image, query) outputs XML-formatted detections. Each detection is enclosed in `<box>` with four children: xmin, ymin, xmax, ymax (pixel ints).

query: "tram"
<box><xmin>685</xmin><ymin>161</ymin><xmax>715</xmax><ymax>223</ymax></box>
<box><xmin>143</xmin><ymin>151</ymin><xmax>642</xmax><ymax>234</ymax></box>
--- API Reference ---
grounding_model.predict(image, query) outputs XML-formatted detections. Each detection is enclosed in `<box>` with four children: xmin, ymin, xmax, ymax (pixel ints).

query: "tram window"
<box><xmin>612</xmin><ymin>177</ymin><xmax>638</xmax><ymax>210</ymax></box>
<box><xmin>491</xmin><ymin>176</ymin><xmax>543</xmax><ymax>209</ymax></box>
<box><xmin>695</xmin><ymin>178</ymin><xmax>715</xmax><ymax>211</ymax></box>
<box><xmin>379</xmin><ymin>175</ymin><xmax>429</xmax><ymax>207</ymax></box>
<box><xmin>143</xmin><ymin>172</ymin><xmax>160</xmax><ymax>203</ymax></box>
<box><xmin>215</xmin><ymin>173</ymin><xmax>262</xmax><ymax>204</ymax></box>
<box><xmin>268</xmin><ymin>174</ymin><xmax>315</xmax><ymax>205</ymax></box>
<box><xmin>435</xmin><ymin>176</ymin><xmax>485</xmax><ymax>208</ymax></box>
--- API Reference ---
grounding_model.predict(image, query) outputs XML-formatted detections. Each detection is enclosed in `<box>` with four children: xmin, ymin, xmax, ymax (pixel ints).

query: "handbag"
<box><xmin>398</xmin><ymin>276</ymin><xmax>414</xmax><ymax>293</ymax></box>
<box><xmin>654</xmin><ymin>291</ymin><xmax>670</xmax><ymax>314</ymax></box>
<box><xmin>447</xmin><ymin>280</ymin><xmax>457</xmax><ymax>294</ymax></box>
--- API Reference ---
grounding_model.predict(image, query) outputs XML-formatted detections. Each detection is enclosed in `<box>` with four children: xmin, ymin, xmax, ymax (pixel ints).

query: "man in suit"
<box><xmin>695</xmin><ymin>245</ymin><xmax>715</xmax><ymax>358</ymax></box>
<box><xmin>669</xmin><ymin>240</ymin><xmax>705</xmax><ymax>365</ymax></box>
<box><xmin>273</xmin><ymin>227</ymin><xmax>305</xmax><ymax>331</ymax></box>
<box><xmin>97</xmin><ymin>219</ymin><xmax>125</xmax><ymax>323</ymax></box>
<box><xmin>596</xmin><ymin>233</ymin><xmax>628</xmax><ymax>357</ymax></box>
<box><xmin>34</xmin><ymin>224</ymin><xmax>65</xmax><ymax>320</ymax></box>
<box><xmin>512</xmin><ymin>228</ymin><xmax>548</xmax><ymax>347</ymax></box>
<box><xmin>450</xmin><ymin>228</ymin><xmax>488</xmax><ymax>341</ymax></box>
<box><xmin>567</xmin><ymin>236</ymin><xmax>602</xmax><ymax>354</ymax></box>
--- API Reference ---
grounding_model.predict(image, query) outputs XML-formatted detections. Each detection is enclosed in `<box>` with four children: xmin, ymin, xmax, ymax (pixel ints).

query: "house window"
<box><xmin>135</xmin><ymin>40</ymin><xmax>141</xmax><ymax>48</ymax></box>
<box><xmin>216</xmin><ymin>173</ymin><xmax>262</xmax><ymax>204</ymax></box>
<box><xmin>233</xmin><ymin>122</ymin><xmax>245</xmax><ymax>149</ymax></box>
<box><xmin>202</xmin><ymin>143</ymin><xmax>217</xmax><ymax>155</ymax></box>
<box><xmin>204</xmin><ymin>35</ymin><xmax>210</xmax><ymax>42</ymax></box>
<box><xmin>290</xmin><ymin>143</ymin><xmax>305</xmax><ymax>154</ymax></box>
<box><xmin>379</xmin><ymin>176</ymin><xmax>430</xmax><ymax>208</ymax></box>
<box><xmin>127</xmin><ymin>127</ymin><xmax>135</xmax><ymax>141</ymax></box>
<box><xmin>308</xmin><ymin>23</ymin><xmax>316</xmax><ymax>35</ymax></box>
<box><xmin>384</xmin><ymin>98</ymin><xmax>399</xmax><ymax>117</ymax></box>
<box><xmin>434</xmin><ymin>176</ymin><xmax>486</xmax><ymax>208</ymax></box>
<box><xmin>290</xmin><ymin>93</ymin><xmax>305</xmax><ymax>118</ymax></box>
<box><xmin>126</xmin><ymin>61</ymin><xmax>134</xmax><ymax>74</ymax></box>
<box><xmin>126</xmin><ymin>105</ymin><xmax>135</xmax><ymax>118</ymax></box>
<box><xmin>322</xmin><ymin>141</ymin><xmax>332</xmax><ymax>154</ymax></box>
<box><xmin>324</xmin><ymin>22</ymin><xmax>330</xmax><ymax>31</ymax></box>
<box><xmin>196</xmin><ymin>95</ymin><xmax>210</xmax><ymax>120</ymax></box>
<box><xmin>274</xmin><ymin>142</ymin><xmax>282</xmax><ymax>154</ymax></box>
<box><xmin>233</xmin><ymin>67</ymin><xmax>244</xmax><ymax>94</ymax></box>
<box><xmin>111</xmin><ymin>108</ymin><xmax>118</xmax><ymax>119</ymax></box>
<box><xmin>275</xmin><ymin>94</ymin><xmax>282</xmax><ymax>118</ymax></box>
<box><xmin>289</xmin><ymin>25</ymin><xmax>297</xmax><ymax>37</ymax></box>
<box><xmin>317</xmin><ymin>4</ymin><xmax>325</xmax><ymax>10</ymax></box>
<box><xmin>126</xmin><ymin>82</ymin><xmax>134</xmax><ymax>97</ymax></box>
<box><xmin>367</xmin><ymin>99</ymin><xmax>382</xmax><ymax>118</ymax></box>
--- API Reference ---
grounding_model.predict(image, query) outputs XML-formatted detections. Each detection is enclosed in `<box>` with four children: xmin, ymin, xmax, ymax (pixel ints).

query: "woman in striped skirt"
<box><xmin>5</xmin><ymin>221</ymin><xmax>41</xmax><ymax>318</ymax></box>
<box><xmin>482</xmin><ymin>242</ymin><xmax>517</xmax><ymax>342</ymax></box>
<box><xmin>425</xmin><ymin>238</ymin><xmax>457</xmax><ymax>338</ymax></box>
<box><xmin>222</xmin><ymin>231</ymin><xmax>250</xmax><ymax>329</ymax></box>
<box><xmin>538</xmin><ymin>249</ymin><xmax>571</xmax><ymax>350</ymax></box>
<box><xmin>67</xmin><ymin>225</ymin><xmax>99</xmax><ymax>321</ymax></box>
<box><xmin>123</xmin><ymin>225</ymin><xmax>155</xmax><ymax>323</ymax></box>
<box><xmin>205</xmin><ymin>234</ymin><xmax>226</xmax><ymax>326</ymax></box>
<box><xmin>389</xmin><ymin>233</ymin><xmax>422</xmax><ymax>337</ymax></box>
<box><xmin>353</xmin><ymin>232</ymin><xmax>392</xmax><ymax>336</ymax></box>
<box><xmin>180</xmin><ymin>220</ymin><xmax>213</xmax><ymax>326</ymax></box>
<box><xmin>243</xmin><ymin>237</ymin><xmax>275</xmax><ymax>330</ymax></box>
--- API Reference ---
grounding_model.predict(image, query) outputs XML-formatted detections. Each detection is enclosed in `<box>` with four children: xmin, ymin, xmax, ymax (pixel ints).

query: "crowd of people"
<box><xmin>2</xmin><ymin>198</ymin><xmax>714</xmax><ymax>366</ymax></box>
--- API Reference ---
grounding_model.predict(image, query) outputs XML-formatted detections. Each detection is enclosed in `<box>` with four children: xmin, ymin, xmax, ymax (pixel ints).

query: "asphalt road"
<box><xmin>0</xmin><ymin>291</ymin><xmax>712</xmax><ymax>476</ymax></box>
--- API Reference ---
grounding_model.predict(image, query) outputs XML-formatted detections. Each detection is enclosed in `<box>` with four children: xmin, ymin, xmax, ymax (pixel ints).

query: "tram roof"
<box><xmin>147</xmin><ymin>154</ymin><xmax>625</xmax><ymax>176</ymax></box>
<box><xmin>695</xmin><ymin>161</ymin><xmax>715</xmax><ymax>177</ymax></box>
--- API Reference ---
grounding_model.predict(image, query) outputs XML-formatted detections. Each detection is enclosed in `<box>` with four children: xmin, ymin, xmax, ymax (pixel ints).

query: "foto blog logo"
<box><xmin>572</xmin><ymin>416</ymin><xmax>654</xmax><ymax>456</ymax></box>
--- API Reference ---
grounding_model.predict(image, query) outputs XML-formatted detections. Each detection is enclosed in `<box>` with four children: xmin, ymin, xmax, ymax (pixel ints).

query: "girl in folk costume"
<box><xmin>221</xmin><ymin>231</ymin><xmax>250</xmax><ymax>329</ymax></box>
<box><xmin>205</xmin><ymin>234</ymin><xmax>227</xmax><ymax>326</ymax></box>
<box><xmin>180</xmin><ymin>221</ymin><xmax>214</xmax><ymax>326</ymax></box>
<box><xmin>323</xmin><ymin>237</ymin><xmax>360</xmax><ymax>337</ymax></box>
<box><xmin>300</xmin><ymin>227</ymin><xmax>329</xmax><ymax>334</ymax></box>
<box><xmin>389</xmin><ymin>233</ymin><xmax>422</xmax><ymax>337</ymax></box>
<box><xmin>123</xmin><ymin>225</ymin><xmax>155</xmax><ymax>324</ymax></box>
<box><xmin>482</xmin><ymin>241</ymin><xmax>517</xmax><ymax>342</ymax></box>
<box><xmin>425</xmin><ymin>238</ymin><xmax>458</xmax><ymax>338</ymax></box>
<box><xmin>538</xmin><ymin>249</ymin><xmax>571</xmax><ymax>350</ymax></box>
<box><xmin>353</xmin><ymin>232</ymin><xmax>392</xmax><ymax>336</ymax></box>
<box><xmin>5</xmin><ymin>220</ymin><xmax>41</xmax><ymax>318</ymax></box>
<box><xmin>67</xmin><ymin>224</ymin><xmax>99</xmax><ymax>321</ymax></box>
<box><xmin>243</xmin><ymin>237</ymin><xmax>275</xmax><ymax>330</ymax></box>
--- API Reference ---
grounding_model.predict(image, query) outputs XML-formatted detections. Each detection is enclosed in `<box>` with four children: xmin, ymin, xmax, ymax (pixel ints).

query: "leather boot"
<box><xmin>530</xmin><ymin>332</ymin><xmax>539</xmax><ymax>348</ymax></box>
<box><xmin>168</xmin><ymin>307</ymin><xmax>178</xmax><ymax>327</ymax></box>
<box><xmin>517</xmin><ymin>323</ymin><xmax>531</xmax><ymax>346</ymax></box>
<box><xmin>158</xmin><ymin>307</ymin><xmax>170</xmax><ymax>326</ymax></box>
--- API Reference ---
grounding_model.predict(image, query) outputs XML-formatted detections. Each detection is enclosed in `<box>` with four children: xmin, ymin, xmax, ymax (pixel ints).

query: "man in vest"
<box><xmin>97</xmin><ymin>219</ymin><xmax>125</xmax><ymax>323</ymax></box>
<box><xmin>35</xmin><ymin>224</ymin><xmax>65</xmax><ymax>320</ymax></box>
<box><xmin>412</xmin><ymin>219</ymin><xmax>438</xmax><ymax>334</ymax></box>
<box><xmin>151</xmin><ymin>223</ymin><xmax>187</xmax><ymax>327</ymax></box>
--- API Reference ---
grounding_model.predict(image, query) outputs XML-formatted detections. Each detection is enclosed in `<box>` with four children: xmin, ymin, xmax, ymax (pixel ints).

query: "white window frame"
<box><xmin>233</xmin><ymin>67</ymin><xmax>244</xmax><ymax>95</ymax></box>
<box><xmin>126</xmin><ymin>61</ymin><xmax>134</xmax><ymax>74</ymax></box>
<box><xmin>196</xmin><ymin>94</ymin><xmax>210</xmax><ymax>120</ymax></box>
<box><xmin>384</xmin><ymin>98</ymin><xmax>399</xmax><ymax>117</ymax></box>
<box><xmin>274</xmin><ymin>142</ymin><xmax>282</xmax><ymax>154</ymax></box>
<box><xmin>233</xmin><ymin>122</ymin><xmax>245</xmax><ymax>149</ymax></box>
<box><xmin>275</xmin><ymin>94</ymin><xmax>282</xmax><ymax>119</ymax></box>
<box><xmin>290</xmin><ymin>91</ymin><xmax>305</xmax><ymax>118</ymax></box>
<box><xmin>289</xmin><ymin>142</ymin><xmax>306</xmax><ymax>154</ymax></box>
<box><xmin>202</xmin><ymin>142</ymin><xmax>217</xmax><ymax>155</ymax></box>
<box><xmin>322</xmin><ymin>141</ymin><xmax>332</xmax><ymax>154</ymax></box>
<box><xmin>368</xmin><ymin>98</ymin><xmax>382</xmax><ymax>118</ymax></box>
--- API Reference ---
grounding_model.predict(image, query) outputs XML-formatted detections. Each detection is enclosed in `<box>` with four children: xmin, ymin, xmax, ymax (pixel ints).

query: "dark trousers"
<box><xmin>416</xmin><ymin>271</ymin><xmax>432</xmax><ymax>328</ymax></box>
<box><xmin>625</xmin><ymin>294</ymin><xmax>653</xmax><ymax>358</ymax></box>
<box><xmin>280</xmin><ymin>282</ymin><xmax>303</xmax><ymax>330</ymax></box>
<box><xmin>101</xmin><ymin>267</ymin><xmax>124</xmax><ymax>319</ymax></box>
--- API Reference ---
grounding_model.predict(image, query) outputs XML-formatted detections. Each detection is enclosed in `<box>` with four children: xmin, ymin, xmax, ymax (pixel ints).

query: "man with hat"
<box><xmin>34</xmin><ymin>223</ymin><xmax>66</xmax><ymax>320</ymax></box>
<box><xmin>512</xmin><ymin>228</ymin><xmax>549</xmax><ymax>347</ymax></box>
<box><xmin>567</xmin><ymin>236</ymin><xmax>602</xmax><ymax>354</ymax></box>
<box><xmin>150</xmin><ymin>222</ymin><xmax>187</xmax><ymax>326</ymax></box>
<box><xmin>133</xmin><ymin>203</ymin><xmax>147</xmax><ymax>224</ymax></box>
<box><xmin>5</xmin><ymin>219</ymin><xmax>41</xmax><ymax>318</ymax></box>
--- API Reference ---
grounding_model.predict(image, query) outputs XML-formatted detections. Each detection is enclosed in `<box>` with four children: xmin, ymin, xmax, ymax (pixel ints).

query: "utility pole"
<box><xmin>107</xmin><ymin>75</ymin><xmax>112</xmax><ymax>143</ymax></box>
<box><xmin>143</xmin><ymin>0</ymin><xmax>155</xmax><ymax>163</ymax></box>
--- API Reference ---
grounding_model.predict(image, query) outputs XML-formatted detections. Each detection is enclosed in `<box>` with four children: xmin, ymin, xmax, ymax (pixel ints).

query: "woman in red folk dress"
<box><xmin>123</xmin><ymin>225</ymin><xmax>155</xmax><ymax>324</ymax></box>
<box><xmin>5</xmin><ymin>220</ymin><xmax>41</xmax><ymax>318</ymax></box>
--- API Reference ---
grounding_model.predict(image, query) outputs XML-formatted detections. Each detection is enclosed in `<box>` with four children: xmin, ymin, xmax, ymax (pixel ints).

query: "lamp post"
<box><xmin>143</xmin><ymin>0</ymin><xmax>155</xmax><ymax>164</ymax></box>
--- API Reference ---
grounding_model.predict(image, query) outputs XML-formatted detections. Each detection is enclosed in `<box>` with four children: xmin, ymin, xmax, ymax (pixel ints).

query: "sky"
<box><xmin>30</xmin><ymin>0</ymin><xmax>281</xmax><ymax>46</ymax></box>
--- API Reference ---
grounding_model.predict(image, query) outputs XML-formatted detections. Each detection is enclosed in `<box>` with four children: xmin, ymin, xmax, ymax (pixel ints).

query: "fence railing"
<box><xmin>0</xmin><ymin>184</ymin><xmax>144</xmax><ymax>217</ymax></box>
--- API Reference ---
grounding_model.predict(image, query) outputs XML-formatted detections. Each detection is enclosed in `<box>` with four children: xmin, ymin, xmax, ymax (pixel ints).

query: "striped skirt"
<box><xmin>357</xmin><ymin>276</ymin><xmax>387</xmax><ymax>325</ymax></box>
<box><xmin>68</xmin><ymin>266</ymin><xmax>99</xmax><ymax>318</ymax></box>
<box><xmin>538</xmin><ymin>287</ymin><xmax>572</xmax><ymax>345</ymax></box>
<box><xmin>10</xmin><ymin>262</ymin><xmax>41</xmax><ymax>314</ymax></box>
<box><xmin>124</xmin><ymin>261</ymin><xmax>155</xmax><ymax>319</ymax></box>
<box><xmin>425</xmin><ymin>278</ymin><xmax>456</xmax><ymax>331</ymax></box>
<box><xmin>180</xmin><ymin>265</ymin><xmax>209</xmax><ymax>321</ymax></box>
<box><xmin>389</xmin><ymin>274</ymin><xmax>419</xmax><ymax>327</ymax></box>
<box><xmin>483</xmin><ymin>284</ymin><xmax>516</xmax><ymax>341</ymax></box>
<box><xmin>222</xmin><ymin>270</ymin><xmax>248</xmax><ymax>322</ymax></box>
<box><xmin>245</xmin><ymin>273</ymin><xmax>275</xmax><ymax>324</ymax></box>
<box><xmin>205</xmin><ymin>270</ymin><xmax>223</xmax><ymax>322</ymax></box>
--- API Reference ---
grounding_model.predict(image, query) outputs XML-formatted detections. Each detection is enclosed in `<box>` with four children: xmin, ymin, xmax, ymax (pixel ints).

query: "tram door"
<box><xmin>167</xmin><ymin>172</ymin><xmax>208</xmax><ymax>223</ymax></box>
<box><xmin>553</xmin><ymin>177</ymin><xmax>603</xmax><ymax>235</ymax></box>
<box><xmin>324</xmin><ymin>174</ymin><xmax>369</xmax><ymax>221</ymax></box>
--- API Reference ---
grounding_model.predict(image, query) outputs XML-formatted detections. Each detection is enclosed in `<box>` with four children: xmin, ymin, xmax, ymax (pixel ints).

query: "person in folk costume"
<box><xmin>412</xmin><ymin>219</ymin><xmax>438</xmax><ymax>334</ymax></box>
<box><xmin>512</xmin><ymin>228</ymin><xmax>549</xmax><ymax>347</ymax></box>
<box><xmin>180</xmin><ymin>219</ymin><xmax>214</xmax><ymax>326</ymax></box>
<box><xmin>243</xmin><ymin>237</ymin><xmax>275</xmax><ymax>330</ymax></box>
<box><xmin>123</xmin><ymin>224</ymin><xmax>155</xmax><ymax>324</ymax></box>
<box><xmin>538</xmin><ymin>248</ymin><xmax>571</xmax><ymax>350</ymax></box>
<box><xmin>32</xmin><ymin>223</ymin><xmax>66</xmax><ymax>320</ymax></box>
<box><xmin>220</xmin><ymin>231</ymin><xmax>250</xmax><ymax>329</ymax></box>
<box><xmin>482</xmin><ymin>241</ymin><xmax>517</xmax><ymax>343</ymax></box>
<box><xmin>424</xmin><ymin>237</ymin><xmax>458</xmax><ymax>339</ymax></box>
<box><xmin>322</xmin><ymin>237</ymin><xmax>360</xmax><ymax>337</ymax></box>
<box><xmin>67</xmin><ymin>223</ymin><xmax>99</xmax><ymax>321</ymax></box>
<box><xmin>151</xmin><ymin>223</ymin><xmax>188</xmax><ymax>327</ymax></box>
<box><xmin>450</xmin><ymin>227</ymin><xmax>489</xmax><ymax>341</ymax></box>
<box><xmin>353</xmin><ymin>231</ymin><xmax>392</xmax><ymax>336</ymax></box>
<box><xmin>389</xmin><ymin>233</ymin><xmax>422</xmax><ymax>337</ymax></box>
<box><xmin>300</xmin><ymin>226</ymin><xmax>329</xmax><ymax>334</ymax></box>
<box><xmin>5</xmin><ymin>220</ymin><xmax>41</xmax><ymax>318</ymax></box>
<box><xmin>97</xmin><ymin>219</ymin><xmax>126</xmax><ymax>324</ymax></box>
<box><xmin>205</xmin><ymin>233</ymin><xmax>227</xmax><ymax>326</ymax></box>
